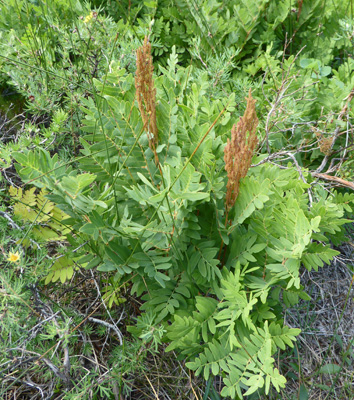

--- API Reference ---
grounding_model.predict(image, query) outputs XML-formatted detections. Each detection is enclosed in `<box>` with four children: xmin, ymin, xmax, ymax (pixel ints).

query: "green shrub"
<box><xmin>12</xmin><ymin>44</ymin><xmax>354</xmax><ymax>397</ymax></box>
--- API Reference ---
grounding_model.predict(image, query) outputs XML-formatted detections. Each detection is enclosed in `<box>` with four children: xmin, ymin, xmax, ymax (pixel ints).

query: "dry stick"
<box><xmin>311</xmin><ymin>172</ymin><xmax>354</xmax><ymax>190</ymax></box>
<box><xmin>0</xmin><ymin>210</ymin><xmax>21</xmax><ymax>230</ymax></box>
<box><xmin>335</xmin><ymin>116</ymin><xmax>350</xmax><ymax>174</ymax></box>
<box><xmin>251</xmin><ymin>147</ymin><xmax>354</xmax><ymax>192</ymax></box>
<box><xmin>315</xmin><ymin>88</ymin><xmax>354</xmax><ymax>174</ymax></box>
<box><xmin>4</xmin><ymin>347</ymin><xmax>69</xmax><ymax>389</ymax></box>
<box><xmin>285</xmin><ymin>152</ymin><xmax>313</xmax><ymax>207</ymax></box>
<box><xmin>50</xmin><ymin>318</ymin><xmax>71</xmax><ymax>386</ymax></box>
<box><xmin>3</xmin><ymin>275</ymin><xmax>136</xmax><ymax>395</ymax></box>
<box><xmin>261</xmin><ymin>46</ymin><xmax>307</xmax><ymax>153</ymax></box>
<box><xmin>90</xmin><ymin>269</ymin><xmax>123</xmax><ymax>345</ymax></box>
<box><xmin>143</xmin><ymin>371</ymin><xmax>160</xmax><ymax>400</ymax></box>
<box><xmin>5</xmin><ymin>375</ymin><xmax>45</xmax><ymax>398</ymax></box>
<box><xmin>332</xmin><ymin>90</ymin><xmax>354</xmax><ymax>175</ymax></box>
<box><xmin>338</xmin><ymin>87</ymin><xmax>354</xmax><ymax>120</ymax></box>
<box><xmin>29</xmin><ymin>285</ymin><xmax>72</xmax><ymax>386</ymax></box>
<box><xmin>189</xmin><ymin>370</ymin><xmax>201</xmax><ymax>400</ymax></box>
<box><xmin>263</xmin><ymin>79</ymin><xmax>294</xmax><ymax>154</ymax></box>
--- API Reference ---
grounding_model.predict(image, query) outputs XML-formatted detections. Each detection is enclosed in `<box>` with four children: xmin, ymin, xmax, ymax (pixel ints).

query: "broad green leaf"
<box><xmin>319</xmin><ymin>364</ymin><xmax>341</xmax><ymax>374</ymax></box>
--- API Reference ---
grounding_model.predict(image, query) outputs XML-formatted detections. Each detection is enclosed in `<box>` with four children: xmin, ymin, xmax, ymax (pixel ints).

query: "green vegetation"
<box><xmin>1</xmin><ymin>0</ymin><xmax>354</xmax><ymax>399</ymax></box>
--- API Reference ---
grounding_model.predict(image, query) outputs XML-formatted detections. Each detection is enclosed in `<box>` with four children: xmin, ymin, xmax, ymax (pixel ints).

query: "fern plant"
<box><xmin>12</xmin><ymin>43</ymin><xmax>354</xmax><ymax>398</ymax></box>
<box><xmin>9</xmin><ymin>186</ymin><xmax>70</xmax><ymax>244</ymax></box>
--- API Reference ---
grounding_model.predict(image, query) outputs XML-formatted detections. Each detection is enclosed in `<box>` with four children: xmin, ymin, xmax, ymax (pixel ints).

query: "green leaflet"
<box><xmin>58</xmin><ymin>174</ymin><xmax>97</xmax><ymax>198</ymax></box>
<box><xmin>233</xmin><ymin>176</ymin><xmax>272</xmax><ymax>224</ymax></box>
<box><xmin>45</xmin><ymin>256</ymin><xmax>76</xmax><ymax>284</ymax></box>
<box><xmin>9</xmin><ymin>186</ymin><xmax>70</xmax><ymax>244</ymax></box>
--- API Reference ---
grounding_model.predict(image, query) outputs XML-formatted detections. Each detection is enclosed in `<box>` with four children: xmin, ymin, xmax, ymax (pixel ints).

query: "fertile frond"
<box><xmin>224</xmin><ymin>90</ymin><xmax>259</xmax><ymax>210</ymax></box>
<box><xmin>135</xmin><ymin>36</ymin><xmax>158</xmax><ymax>161</ymax></box>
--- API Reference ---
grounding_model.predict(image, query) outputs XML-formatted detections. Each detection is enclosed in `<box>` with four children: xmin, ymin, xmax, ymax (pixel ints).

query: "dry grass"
<box><xmin>280</xmin><ymin>233</ymin><xmax>354</xmax><ymax>400</ymax></box>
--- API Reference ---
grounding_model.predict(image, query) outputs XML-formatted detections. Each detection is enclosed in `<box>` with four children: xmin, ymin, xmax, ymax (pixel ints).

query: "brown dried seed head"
<box><xmin>224</xmin><ymin>90</ymin><xmax>259</xmax><ymax>210</ymax></box>
<box><xmin>135</xmin><ymin>36</ymin><xmax>158</xmax><ymax>151</ymax></box>
<box><xmin>313</xmin><ymin>129</ymin><xmax>333</xmax><ymax>156</ymax></box>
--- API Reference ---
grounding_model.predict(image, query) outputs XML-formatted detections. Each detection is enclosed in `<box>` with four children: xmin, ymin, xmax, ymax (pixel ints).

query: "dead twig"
<box><xmin>311</xmin><ymin>172</ymin><xmax>354</xmax><ymax>190</ymax></box>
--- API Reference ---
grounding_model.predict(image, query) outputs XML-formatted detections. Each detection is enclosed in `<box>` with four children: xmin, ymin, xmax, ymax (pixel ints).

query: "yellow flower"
<box><xmin>7</xmin><ymin>251</ymin><xmax>20</xmax><ymax>263</ymax></box>
<box><xmin>84</xmin><ymin>12</ymin><xmax>93</xmax><ymax>24</ymax></box>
